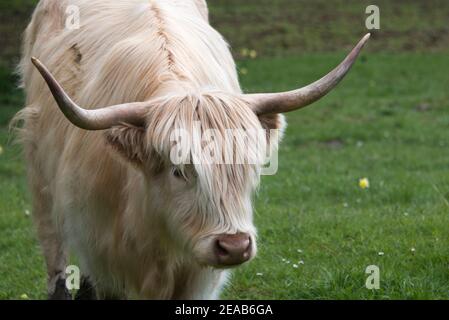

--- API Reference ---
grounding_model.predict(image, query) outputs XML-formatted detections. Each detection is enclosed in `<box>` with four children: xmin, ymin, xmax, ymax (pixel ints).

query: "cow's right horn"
<box><xmin>31</xmin><ymin>57</ymin><xmax>150</xmax><ymax>130</ymax></box>
<box><xmin>247</xmin><ymin>33</ymin><xmax>370</xmax><ymax>115</ymax></box>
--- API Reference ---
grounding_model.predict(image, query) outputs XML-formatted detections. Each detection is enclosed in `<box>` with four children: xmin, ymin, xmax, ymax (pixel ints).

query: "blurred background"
<box><xmin>0</xmin><ymin>0</ymin><xmax>448</xmax><ymax>299</ymax></box>
<box><xmin>2</xmin><ymin>1</ymin><xmax>449</xmax><ymax>62</ymax></box>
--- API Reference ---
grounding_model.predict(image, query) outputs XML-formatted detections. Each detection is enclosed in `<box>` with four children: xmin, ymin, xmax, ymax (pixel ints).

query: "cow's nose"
<box><xmin>215</xmin><ymin>233</ymin><xmax>252</xmax><ymax>266</ymax></box>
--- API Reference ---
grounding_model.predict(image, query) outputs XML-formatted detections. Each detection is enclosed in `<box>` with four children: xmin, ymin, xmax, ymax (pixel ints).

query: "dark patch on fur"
<box><xmin>258</xmin><ymin>113</ymin><xmax>282</xmax><ymax>131</ymax></box>
<box><xmin>258</xmin><ymin>113</ymin><xmax>283</xmax><ymax>143</ymax></box>
<box><xmin>48</xmin><ymin>278</ymin><xmax>72</xmax><ymax>300</ymax></box>
<box><xmin>70</xmin><ymin>43</ymin><xmax>82</xmax><ymax>64</ymax></box>
<box><xmin>75</xmin><ymin>276</ymin><xmax>97</xmax><ymax>300</ymax></box>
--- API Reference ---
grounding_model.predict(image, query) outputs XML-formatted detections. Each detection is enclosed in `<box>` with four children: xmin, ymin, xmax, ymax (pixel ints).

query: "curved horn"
<box><xmin>248</xmin><ymin>33</ymin><xmax>370</xmax><ymax>115</ymax></box>
<box><xmin>31</xmin><ymin>57</ymin><xmax>150</xmax><ymax>130</ymax></box>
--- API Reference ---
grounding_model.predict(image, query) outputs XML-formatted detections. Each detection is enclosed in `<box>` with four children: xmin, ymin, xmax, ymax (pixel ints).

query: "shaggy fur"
<box><xmin>15</xmin><ymin>0</ymin><xmax>285</xmax><ymax>299</ymax></box>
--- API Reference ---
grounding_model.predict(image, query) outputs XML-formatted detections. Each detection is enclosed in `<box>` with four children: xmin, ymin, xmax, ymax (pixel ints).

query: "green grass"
<box><xmin>1</xmin><ymin>51</ymin><xmax>448</xmax><ymax>300</ymax></box>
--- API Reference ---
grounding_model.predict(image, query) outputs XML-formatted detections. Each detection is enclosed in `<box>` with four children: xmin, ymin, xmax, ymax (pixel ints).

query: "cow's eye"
<box><xmin>172</xmin><ymin>168</ymin><xmax>184</xmax><ymax>179</ymax></box>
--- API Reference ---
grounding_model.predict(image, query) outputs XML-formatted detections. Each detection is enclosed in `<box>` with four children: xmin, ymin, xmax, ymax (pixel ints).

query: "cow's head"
<box><xmin>31</xmin><ymin>34</ymin><xmax>369</xmax><ymax>268</ymax></box>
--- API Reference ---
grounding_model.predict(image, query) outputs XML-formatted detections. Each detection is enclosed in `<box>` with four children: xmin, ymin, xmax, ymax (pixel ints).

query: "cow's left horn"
<box><xmin>247</xmin><ymin>33</ymin><xmax>370</xmax><ymax>115</ymax></box>
<box><xmin>31</xmin><ymin>57</ymin><xmax>150</xmax><ymax>130</ymax></box>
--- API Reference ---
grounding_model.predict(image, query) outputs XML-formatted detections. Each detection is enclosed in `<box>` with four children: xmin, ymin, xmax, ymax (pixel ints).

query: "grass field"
<box><xmin>0</xmin><ymin>1</ymin><xmax>449</xmax><ymax>300</ymax></box>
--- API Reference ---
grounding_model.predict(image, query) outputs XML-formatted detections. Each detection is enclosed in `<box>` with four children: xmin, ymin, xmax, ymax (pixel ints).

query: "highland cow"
<box><xmin>15</xmin><ymin>0</ymin><xmax>369</xmax><ymax>299</ymax></box>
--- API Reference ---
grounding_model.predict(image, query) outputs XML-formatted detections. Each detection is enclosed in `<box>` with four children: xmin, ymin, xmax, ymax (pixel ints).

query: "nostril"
<box><xmin>216</xmin><ymin>239</ymin><xmax>230</xmax><ymax>257</ymax></box>
<box><xmin>215</xmin><ymin>233</ymin><xmax>252</xmax><ymax>266</ymax></box>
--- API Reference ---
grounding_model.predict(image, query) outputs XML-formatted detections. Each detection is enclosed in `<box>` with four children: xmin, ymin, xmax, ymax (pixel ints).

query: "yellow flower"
<box><xmin>249</xmin><ymin>49</ymin><xmax>258</xmax><ymax>59</ymax></box>
<box><xmin>240</xmin><ymin>48</ymin><xmax>249</xmax><ymax>57</ymax></box>
<box><xmin>359</xmin><ymin>178</ymin><xmax>370</xmax><ymax>189</ymax></box>
<box><xmin>0</xmin><ymin>145</ymin><xmax>3</xmax><ymax>156</ymax></box>
<box><xmin>20</xmin><ymin>294</ymin><xmax>29</xmax><ymax>300</ymax></box>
